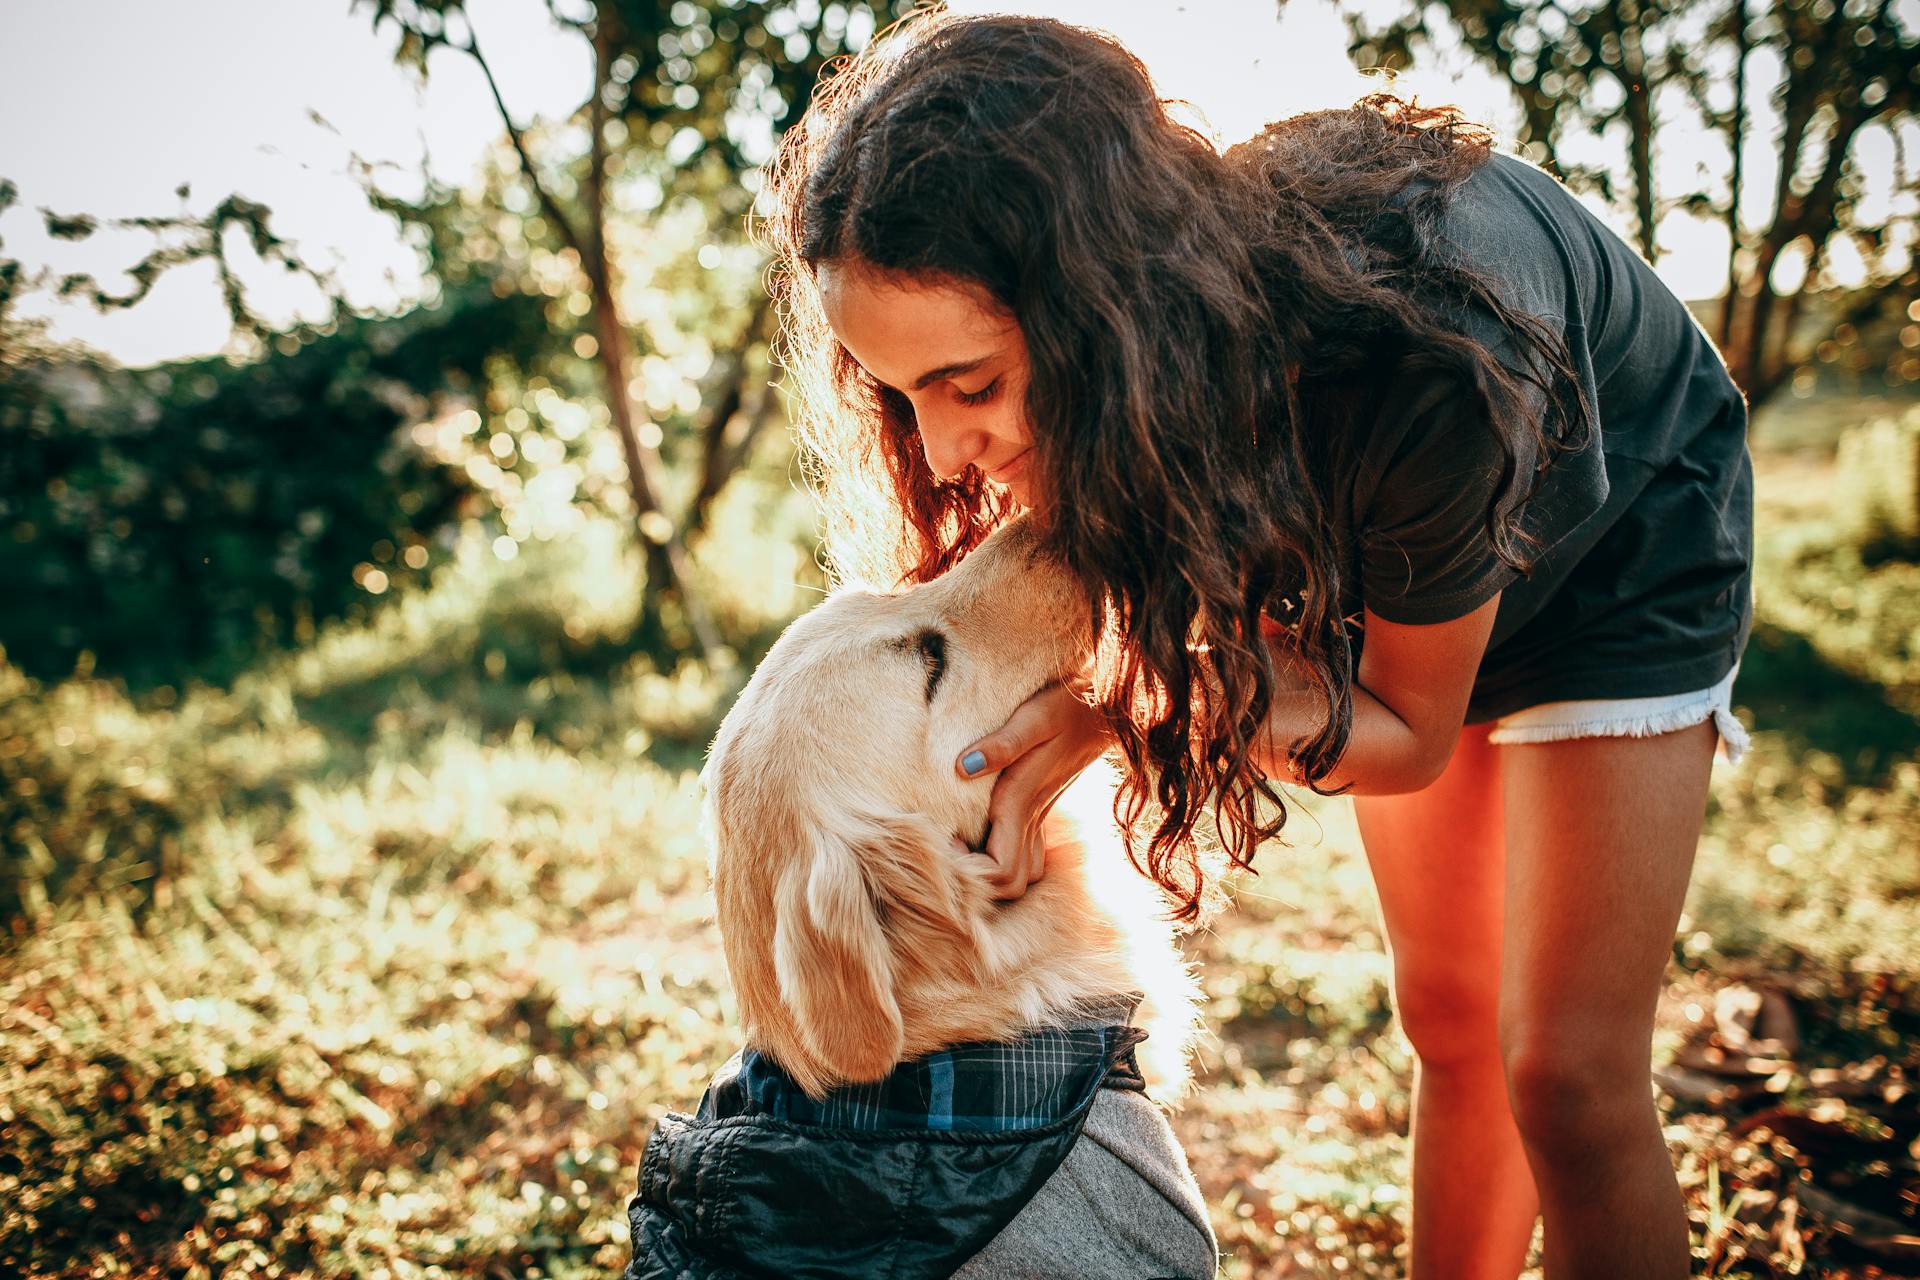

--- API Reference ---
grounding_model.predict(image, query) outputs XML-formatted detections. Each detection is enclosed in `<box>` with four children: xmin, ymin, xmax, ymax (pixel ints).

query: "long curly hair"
<box><xmin>758</xmin><ymin>10</ymin><xmax>1591</xmax><ymax>917</ymax></box>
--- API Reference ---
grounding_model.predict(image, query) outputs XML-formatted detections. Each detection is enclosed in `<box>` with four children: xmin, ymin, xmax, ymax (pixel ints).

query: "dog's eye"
<box><xmin>917</xmin><ymin>630</ymin><xmax>946</xmax><ymax>702</ymax></box>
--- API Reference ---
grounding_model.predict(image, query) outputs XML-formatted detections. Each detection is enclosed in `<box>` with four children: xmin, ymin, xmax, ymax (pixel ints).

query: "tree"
<box><xmin>357</xmin><ymin>0</ymin><xmax>914</xmax><ymax>657</ymax></box>
<box><xmin>5</xmin><ymin>2</ymin><xmax>911</xmax><ymax>670</ymax></box>
<box><xmin>0</xmin><ymin>182</ymin><xmax>549</xmax><ymax>687</ymax></box>
<box><xmin>0</xmin><ymin>177</ymin><xmax>345</xmax><ymax>357</ymax></box>
<box><xmin>1342</xmin><ymin>0</ymin><xmax>1920</xmax><ymax>406</ymax></box>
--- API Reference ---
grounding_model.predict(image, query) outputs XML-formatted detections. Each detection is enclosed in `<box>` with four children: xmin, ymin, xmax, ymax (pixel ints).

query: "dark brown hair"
<box><xmin>760</xmin><ymin>11</ymin><xmax>1591</xmax><ymax>916</ymax></box>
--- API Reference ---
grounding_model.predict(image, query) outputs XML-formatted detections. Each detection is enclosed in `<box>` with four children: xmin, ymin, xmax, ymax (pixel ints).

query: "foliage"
<box><xmin>1</xmin><ymin>403</ymin><xmax>1917</xmax><ymax>1277</ymax></box>
<box><xmin>1341</xmin><ymin>0</ymin><xmax>1920</xmax><ymax>404</ymax></box>
<box><xmin>50</xmin><ymin>191</ymin><xmax>343</xmax><ymax>343</ymax></box>
<box><xmin>359</xmin><ymin>0</ymin><xmax>895</xmax><ymax>196</ymax></box>
<box><xmin>1</xmin><ymin>175</ymin><xmax>341</xmax><ymax>352</ymax></box>
<box><xmin>0</xmin><ymin>0</ymin><xmax>898</xmax><ymax>690</ymax></box>
<box><xmin>354</xmin><ymin>0</ymin><xmax>916</xmax><ymax>654</ymax></box>
<box><xmin>0</xmin><ymin>283</ymin><xmax>557</xmax><ymax>689</ymax></box>
<box><xmin>2</xmin><ymin>0</ymin><xmax>914</xmax><ymax>687</ymax></box>
<box><xmin>1834</xmin><ymin>404</ymin><xmax>1920</xmax><ymax>560</ymax></box>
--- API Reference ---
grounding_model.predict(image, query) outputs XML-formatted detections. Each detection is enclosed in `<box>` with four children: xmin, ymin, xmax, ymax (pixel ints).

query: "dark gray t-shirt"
<box><xmin>1336</xmin><ymin>151</ymin><xmax>1753</xmax><ymax>723</ymax></box>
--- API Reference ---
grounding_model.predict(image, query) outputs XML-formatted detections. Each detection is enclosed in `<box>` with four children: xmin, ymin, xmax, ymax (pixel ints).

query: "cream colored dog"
<box><xmin>701</xmin><ymin>516</ymin><xmax>1203</xmax><ymax>1101</ymax></box>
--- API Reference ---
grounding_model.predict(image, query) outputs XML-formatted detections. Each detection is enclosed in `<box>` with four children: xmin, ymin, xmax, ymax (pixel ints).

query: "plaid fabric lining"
<box><xmin>704</xmin><ymin>1005</ymin><xmax>1148</xmax><ymax>1135</ymax></box>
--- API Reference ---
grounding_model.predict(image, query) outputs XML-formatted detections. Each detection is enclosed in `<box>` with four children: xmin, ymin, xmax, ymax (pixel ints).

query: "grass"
<box><xmin>4</xmin><ymin>396</ymin><xmax>1919</xmax><ymax>1278</ymax></box>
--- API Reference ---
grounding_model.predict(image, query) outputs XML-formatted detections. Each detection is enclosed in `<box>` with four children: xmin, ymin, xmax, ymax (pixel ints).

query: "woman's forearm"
<box><xmin>1250</xmin><ymin>680</ymin><xmax>1449</xmax><ymax>797</ymax></box>
<box><xmin>1246</xmin><ymin>606</ymin><xmax>1493</xmax><ymax>796</ymax></box>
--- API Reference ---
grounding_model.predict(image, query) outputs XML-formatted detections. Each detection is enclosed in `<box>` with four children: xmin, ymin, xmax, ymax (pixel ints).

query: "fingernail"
<box><xmin>961</xmin><ymin>750</ymin><xmax>986</xmax><ymax>776</ymax></box>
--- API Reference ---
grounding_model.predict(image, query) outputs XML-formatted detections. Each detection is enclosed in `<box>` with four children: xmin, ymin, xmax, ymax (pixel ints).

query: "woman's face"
<box><xmin>817</xmin><ymin>261</ymin><xmax>1039</xmax><ymax>509</ymax></box>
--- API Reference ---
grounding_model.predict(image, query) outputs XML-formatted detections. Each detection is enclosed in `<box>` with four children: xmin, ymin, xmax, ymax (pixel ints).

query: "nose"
<box><xmin>916</xmin><ymin>408</ymin><xmax>988</xmax><ymax>482</ymax></box>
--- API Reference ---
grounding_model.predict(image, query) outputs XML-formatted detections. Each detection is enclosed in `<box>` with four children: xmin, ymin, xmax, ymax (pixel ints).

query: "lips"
<box><xmin>988</xmin><ymin>449</ymin><xmax>1031</xmax><ymax>484</ymax></box>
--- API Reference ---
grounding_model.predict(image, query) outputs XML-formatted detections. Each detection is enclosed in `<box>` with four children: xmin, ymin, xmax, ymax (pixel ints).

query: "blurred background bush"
<box><xmin>1836</xmin><ymin>406</ymin><xmax>1920</xmax><ymax>560</ymax></box>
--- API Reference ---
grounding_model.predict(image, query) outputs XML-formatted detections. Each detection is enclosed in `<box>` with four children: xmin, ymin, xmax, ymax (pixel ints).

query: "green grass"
<box><xmin>4</xmin><ymin>400</ymin><xmax>1918</xmax><ymax>1278</ymax></box>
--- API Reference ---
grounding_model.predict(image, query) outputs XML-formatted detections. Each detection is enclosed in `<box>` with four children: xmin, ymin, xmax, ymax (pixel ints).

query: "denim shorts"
<box><xmin>1485</xmin><ymin>664</ymin><xmax>1749</xmax><ymax>765</ymax></box>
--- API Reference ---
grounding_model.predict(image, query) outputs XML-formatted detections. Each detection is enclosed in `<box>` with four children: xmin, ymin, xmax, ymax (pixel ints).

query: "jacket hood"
<box><xmin>625</xmin><ymin>1013</ymin><xmax>1146</xmax><ymax>1280</ymax></box>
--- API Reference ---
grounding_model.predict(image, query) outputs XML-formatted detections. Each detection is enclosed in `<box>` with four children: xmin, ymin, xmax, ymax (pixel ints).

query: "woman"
<box><xmin>761</xmin><ymin>11</ymin><xmax>1752</xmax><ymax>1279</ymax></box>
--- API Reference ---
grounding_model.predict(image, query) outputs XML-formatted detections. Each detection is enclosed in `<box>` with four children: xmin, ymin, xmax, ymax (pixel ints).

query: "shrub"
<box><xmin>0</xmin><ymin>287</ymin><xmax>550</xmax><ymax>689</ymax></box>
<box><xmin>0</xmin><ymin>653</ymin><xmax>187</xmax><ymax>927</ymax></box>
<box><xmin>1834</xmin><ymin>406</ymin><xmax>1920</xmax><ymax>560</ymax></box>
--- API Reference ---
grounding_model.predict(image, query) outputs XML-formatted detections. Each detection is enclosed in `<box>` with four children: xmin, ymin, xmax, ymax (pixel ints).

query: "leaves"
<box><xmin>1342</xmin><ymin>0</ymin><xmax>1920</xmax><ymax>404</ymax></box>
<box><xmin>0</xmin><ymin>397</ymin><xmax>1916</xmax><ymax>1277</ymax></box>
<box><xmin>0</xmin><ymin>286</ymin><xmax>554</xmax><ymax>689</ymax></box>
<box><xmin>37</xmin><ymin>211</ymin><xmax>94</xmax><ymax>242</ymax></box>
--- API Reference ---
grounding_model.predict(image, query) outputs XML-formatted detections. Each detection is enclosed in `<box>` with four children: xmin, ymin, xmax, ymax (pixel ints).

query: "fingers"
<box><xmin>955</xmin><ymin>683</ymin><xmax>1109</xmax><ymax>898</ymax></box>
<box><xmin>978</xmin><ymin>771</ymin><xmax>1053</xmax><ymax>901</ymax></box>
<box><xmin>983</xmin><ymin>810</ymin><xmax>1047</xmax><ymax>901</ymax></box>
<box><xmin>956</xmin><ymin>683</ymin><xmax>1076</xmax><ymax>779</ymax></box>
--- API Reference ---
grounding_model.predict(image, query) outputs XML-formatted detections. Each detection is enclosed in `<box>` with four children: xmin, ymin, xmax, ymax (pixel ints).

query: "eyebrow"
<box><xmin>900</xmin><ymin>356</ymin><xmax>992</xmax><ymax>392</ymax></box>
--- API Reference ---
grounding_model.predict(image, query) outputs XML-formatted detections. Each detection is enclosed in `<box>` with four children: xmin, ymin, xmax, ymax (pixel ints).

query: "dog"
<box><xmin>626</xmin><ymin>517</ymin><xmax>1218</xmax><ymax>1280</ymax></box>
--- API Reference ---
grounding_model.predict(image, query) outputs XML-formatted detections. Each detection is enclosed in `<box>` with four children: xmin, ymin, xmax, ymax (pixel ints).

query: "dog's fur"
<box><xmin>702</xmin><ymin>517</ymin><xmax>1202</xmax><ymax>1101</ymax></box>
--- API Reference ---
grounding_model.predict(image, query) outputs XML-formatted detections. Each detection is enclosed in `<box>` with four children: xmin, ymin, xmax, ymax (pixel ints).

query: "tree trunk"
<box><xmin>1735</xmin><ymin>97</ymin><xmax>1871</xmax><ymax>403</ymax></box>
<box><xmin>683</xmin><ymin>294</ymin><xmax>774</xmax><ymax>541</ymax></box>
<box><xmin>1619</xmin><ymin>1</ymin><xmax>1658</xmax><ymax>262</ymax></box>
<box><xmin>1723</xmin><ymin>0</ymin><xmax>1828</xmax><ymax>403</ymax></box>
<box><xmin>463</xmin><ymin>13</ymin><xmax>720</xmax><ymax>659</ymax></box>
<box><xmin>1719</xmin><ymin>0</ymin><xmax>1748</xmax><ymax>350</ymax></box>
<box><xmin>686</xmin><ymin>372</ymin><xmax>781</xmax><ymax>542</ymax></box>
<box><xmin>583</xmin><ymin>21</ymin><xmax>720</xmax><ymax>658</ymax></box>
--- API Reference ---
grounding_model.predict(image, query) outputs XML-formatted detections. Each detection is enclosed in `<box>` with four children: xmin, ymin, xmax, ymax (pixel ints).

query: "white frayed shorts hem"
<box><xmin>1486</xmin><ymin>663</ymin><xmax>1749</xmax><ymax>766</ymax></box>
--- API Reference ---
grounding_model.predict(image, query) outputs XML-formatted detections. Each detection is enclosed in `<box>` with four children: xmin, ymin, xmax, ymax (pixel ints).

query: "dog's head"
<box><xmin>702</xmin><ymin>517</ymin><xmax>1098</xmax><ymax>1097</ymax></box>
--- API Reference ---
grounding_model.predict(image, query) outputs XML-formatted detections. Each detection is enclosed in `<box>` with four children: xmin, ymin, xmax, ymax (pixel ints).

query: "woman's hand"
<box><xmin>954</xmin><ymin>680</ymin><xmax>1111</xmax><ymax>900</ymax></box>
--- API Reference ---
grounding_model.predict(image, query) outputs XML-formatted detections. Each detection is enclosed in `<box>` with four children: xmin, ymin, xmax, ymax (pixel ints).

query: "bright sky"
<box><xmin>1</xmin><ymin>0</ymin><xmax>1908</xmax><ymax>367</ymax></box>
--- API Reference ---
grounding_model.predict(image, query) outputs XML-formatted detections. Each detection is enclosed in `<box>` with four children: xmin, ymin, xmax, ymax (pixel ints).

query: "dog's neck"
<box><xmin>893</xmin><ymin>819</ymin><xmax>1198</xmax><ymax>1099</ymax></box>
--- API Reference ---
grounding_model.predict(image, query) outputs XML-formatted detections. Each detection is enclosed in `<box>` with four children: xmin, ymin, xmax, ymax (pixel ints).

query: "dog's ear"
<box><xmin>772</xmin><ymin>812</ymin><xmax>987</xmax><ymax>1093</ymax></box>
<box><xmin>773</xmin><ymin>823</ymin><xmax>906</xmax><ymax>1089</ymax></box>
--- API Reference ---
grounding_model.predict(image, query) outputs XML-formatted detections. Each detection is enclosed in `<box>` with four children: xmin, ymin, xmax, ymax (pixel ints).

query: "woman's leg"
<box><xmin>1496</xmin><ymin>719</ymin><xmax>1717</xmax><ymax>1279</ymax></box>
<box><xmin>1353</xmin><ymin>722</ymin><xmax>1541</xmax><ymax>1280</ymax></box>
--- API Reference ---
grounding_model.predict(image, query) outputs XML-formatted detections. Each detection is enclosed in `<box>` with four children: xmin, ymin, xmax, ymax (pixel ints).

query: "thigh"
<box><xmin>1496</xmin><ymin>719</ymin><xmax>1717</xmax><ymax>1061</ymax></box>
<box><xmin>1353</xmin><ymin>723</ymin><xmax>1508</xmax><ymax>1049</ymax></box>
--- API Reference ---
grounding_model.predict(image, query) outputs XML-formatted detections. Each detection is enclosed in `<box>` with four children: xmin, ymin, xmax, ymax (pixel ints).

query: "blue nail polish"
<box><xmin>961</xmin><ymin>750</ymin><xmax>986</xmax><ymax>776</ymax></box>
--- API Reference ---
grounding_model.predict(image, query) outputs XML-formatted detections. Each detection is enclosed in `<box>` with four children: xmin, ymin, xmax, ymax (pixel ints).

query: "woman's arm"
<box><xmin>1253</xmin><ymin>594</ymin><xmax>1502</xmax><ymax>795</ymax></box>
<box><xmin>956</xmin><ymin>592</ymin><xmax>1502</xmax><ymax>895</ymax></box>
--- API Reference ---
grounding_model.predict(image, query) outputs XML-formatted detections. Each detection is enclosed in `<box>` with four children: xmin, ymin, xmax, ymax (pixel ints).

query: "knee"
<box><xmin>1391</xmin><ymin>964</ymin><xmax>1503</xmax><ymax>1069</ymax></box>
<box><xmin>1500</xmin><ymin>1031</ymin><xmax>1650</xmax><ymax>1151</ymax></box>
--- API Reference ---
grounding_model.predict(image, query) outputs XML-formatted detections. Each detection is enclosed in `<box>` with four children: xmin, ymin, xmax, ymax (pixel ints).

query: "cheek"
<box><xmin>995</xmin><ymin>401</ymin><xmax>1033</xmax><ymax>447</ymax></box>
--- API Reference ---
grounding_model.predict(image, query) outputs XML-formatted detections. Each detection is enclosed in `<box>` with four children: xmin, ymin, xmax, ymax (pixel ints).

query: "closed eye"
<box><xmin>955</xmin><ymin>378</ymin><xmax>999</xmax><ymax>407</ymax></box>
<box><xmin>917</xmin><ymin>630</ymin><xmax>946</xmax><ymax>702</ymax></box>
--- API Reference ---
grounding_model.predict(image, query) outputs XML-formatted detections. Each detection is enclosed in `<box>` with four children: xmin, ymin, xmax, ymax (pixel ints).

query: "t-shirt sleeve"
<box><xmin>1358</xmin><ymin>377</ymin><xmax>1530</xmax><ymax>626</ymax></box>
<box><xmin>1356</xmin><ymin>153</ymin><xmax>1617</xmax><ymax>629</ymax></box>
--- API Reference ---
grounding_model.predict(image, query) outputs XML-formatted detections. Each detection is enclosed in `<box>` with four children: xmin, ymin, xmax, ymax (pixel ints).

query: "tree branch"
<box><xmin>455</xmin><ymin>17</ymin><xmax>587</xmax><ymax>263</ymax></box>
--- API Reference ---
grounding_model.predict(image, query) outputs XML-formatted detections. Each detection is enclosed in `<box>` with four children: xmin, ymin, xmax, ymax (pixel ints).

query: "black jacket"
<box><xmin>624</xmin><ymin>1016</ymin><xmax>1146</xmax><ymax>1279</ymax></box>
